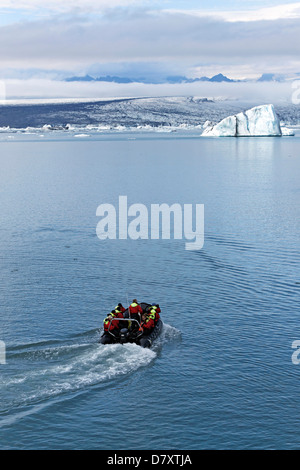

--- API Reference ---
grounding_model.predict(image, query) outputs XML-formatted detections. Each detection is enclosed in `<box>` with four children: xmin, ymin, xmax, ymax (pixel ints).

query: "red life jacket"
<box><xmin>142</xmin><ymin>316</ymin><xmax>155</xmax><ymax>332</ymax></box>
<box><xmin>114</xmin><ymin>309</ymin><xmax>124</xmax><ymax>319</ymax></box>
<box><xmin>129</xmin><ymin>303</ymin><xmax>143</xmax><ymax>315</ymax></box>
<box><xmin>149</xmin><ymin>307</ymin><xmax>160</xmax><ymax>323</ymax></box>
<box><xmin>115</xmin><ymin>306</ymin><xmax>126</xmax><ymax>315</ymax></box>
<box><xmin>103</xmin><ymin>315</ymin><xmax>119</xmax><ymax>332</ymax></box>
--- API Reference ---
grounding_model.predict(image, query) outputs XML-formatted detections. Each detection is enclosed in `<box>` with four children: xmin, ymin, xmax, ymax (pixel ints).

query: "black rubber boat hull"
<box><xmin>138</xmin><ymin>319</ymin><xmax>163</xmax><ymax>348</ymax></box>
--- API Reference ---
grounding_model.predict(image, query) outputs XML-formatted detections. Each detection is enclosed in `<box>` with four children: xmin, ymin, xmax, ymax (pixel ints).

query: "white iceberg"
<box><xmin>201</xmin><ymin>104</ymin><xmax>283</xmax><ymax>137</ymax></box>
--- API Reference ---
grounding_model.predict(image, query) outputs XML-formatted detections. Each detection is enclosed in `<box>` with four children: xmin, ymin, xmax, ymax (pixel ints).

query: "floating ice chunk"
<box><xmin>281</xmin><ymin>126</ymin><xmax>295</xmax><ymax>136</ymax></box>
<box><xmin>201</xmin><ymin>115</ymin><xmax>237</xmax><ymax>136</ymax></box>
<box><xmin>239</xmin><ymin>105</ymin><xmax>281</xmax><ymax>136</ymax></box>
<box><xmin>202</xmin><ymin>104</ymin><xmax>282</xmax><ymax>137</ymax></box>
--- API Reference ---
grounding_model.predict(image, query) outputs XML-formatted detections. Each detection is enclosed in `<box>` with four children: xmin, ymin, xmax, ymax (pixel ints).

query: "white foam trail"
<box><xmin>0</xmin><ymin>325</ymin><xmax>181</xmax><ymax>427</ymax></box>
<box><xmin>0</xmin><ymin>401</ymin><xmax>53</xmax><ymax>428</ymax></box>
<box><xmin>0</xmin><ymin>342</ymin><xmax>156</xmax><ymax>426</ymax></box>
<box><xmin>160</xmin><ymin>323</ymin><xmax>182</xmax><ymax>342</ymax></box>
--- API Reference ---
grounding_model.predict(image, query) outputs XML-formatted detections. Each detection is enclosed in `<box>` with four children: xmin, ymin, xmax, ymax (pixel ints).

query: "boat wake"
<box><xmin>0</xmin><ymin>324</ymin><xmax>180</xmax><ymax>427</ymax></box>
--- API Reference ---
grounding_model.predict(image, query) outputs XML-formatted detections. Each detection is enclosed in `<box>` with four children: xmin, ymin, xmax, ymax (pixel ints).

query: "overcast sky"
<box><xmin>0</xmin><ymin>1</ymin><xmax>300</xmax><ymax>99</ymax></box>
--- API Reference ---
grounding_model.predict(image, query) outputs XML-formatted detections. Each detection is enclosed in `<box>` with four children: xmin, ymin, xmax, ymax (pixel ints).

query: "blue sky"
<box><xmin>161</xmin><ymin>0</ymin><xmax>300</xmax><ymax>11</ymax></box>
<box><xmin>0</xmin><ymin>1</ymin><xmax>300</xmax><ymax>87</ymax></box>
<box><xmin>1</xmin><ymin>0</ymin><xmax>300</xmax><ymax>25</ymax></box>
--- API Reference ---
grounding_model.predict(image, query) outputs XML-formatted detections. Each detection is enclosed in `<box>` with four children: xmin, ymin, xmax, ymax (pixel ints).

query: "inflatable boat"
<box><xmin>100</xmin><ymin>302</ymin><xmax>163</xmax><ymax>348</ymax></box>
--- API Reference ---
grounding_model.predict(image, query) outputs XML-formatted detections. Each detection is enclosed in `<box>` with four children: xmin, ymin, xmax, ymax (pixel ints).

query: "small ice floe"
<box><xmin>74</xmin><ymin>134</ymin><xmax>90</xmax><ymax>138</ymax></box>
<box><xmin>281</xmin><ymin>127</ymin><xmax>295</xmax><ymax>136</ymax></box>
<box><xmin>24</xmin><ymin>126</ymin><xmax>36</xmax><ymax>134</ymax></box>
<box><xmin>201</xmin><ymin>104</ymin><xmax>287</xmax><ymax>137</ymax></box>
<box><xmin>42</xmin><ymin>124</ymin><xmax>52</xmax><ymax>131</ymax></box>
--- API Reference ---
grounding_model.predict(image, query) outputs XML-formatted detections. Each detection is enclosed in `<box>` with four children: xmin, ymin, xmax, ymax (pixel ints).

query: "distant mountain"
<box><xmin>95</xmin><ymin>75</ymin><xmax>134</xmax><ymax>83</ymax></box>
<box><xmin>257</xmin><ymin>73</ymin><xmax>274</xmax><ymax>82</ymax></box>
<box><xmin>167</xmin><ymin>74</ymin><xmax>236</xmax><ymax>83</ymax></box>
<box><xmin>197</xmin><ymin>76</ymin><xmax>211</xmax><ymax>82</ymax></box>
<box><xmin>208</xmin><ymin>73</ymin><xmax>235</xmax><ymax>82</ymax></box>
<box><xmin>257</xmin><ymin>73</ymin><xmax>284</xmax><ymax>82</ymax></box>
<box><xmin>64</xmin><ymin>73</ymin><xmax>237</xmax><ymax>84</ymax></box>
<box><xmin>65</xmin><ymin>75</ymin><xmax>137</xmax><ymax>83</ymax></box>
<box><xmin>166</xmin><ymin>75</ymin><xmax>189</xmax><ymax>83</ymax></box>
<box><xmin>65</xmin><ymin>75</ymin><xmax>95</xmax><ymax>82</ymax></box>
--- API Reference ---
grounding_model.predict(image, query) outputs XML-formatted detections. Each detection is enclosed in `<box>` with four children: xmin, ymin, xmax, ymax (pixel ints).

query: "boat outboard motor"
<box><xmin>120</xmin><ymin>328</ymin><xmax>130</xmax><ymax>344</ymax></box>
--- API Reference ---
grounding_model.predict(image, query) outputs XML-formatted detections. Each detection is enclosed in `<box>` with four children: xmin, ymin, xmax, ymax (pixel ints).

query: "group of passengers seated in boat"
<box><xmin>103</xmin><ymin>299</ymin><xmax>161</xmax><ymax>339</ymax></box>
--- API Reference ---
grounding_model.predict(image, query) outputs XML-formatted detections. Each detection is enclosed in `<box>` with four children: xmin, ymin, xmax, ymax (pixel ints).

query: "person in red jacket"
<box><xmin>129</xmin><ymin>299</ymin><xmax>143</xmax><ymax>321</ymax></box>
<box><xmin>149</xmin><ymin>304</ymin><xmax>161</xmax><ymax>323</ymax></box>
<box><xmin>114</xmin><ymin>306</ymin><xmax>126</xmax><ymax>329</ymax></box>
<box><xmin>115</xmin><ymin>303</ymin><xmax>126</xmax><ymax>315</ymax></box>
<box><xmin>148</xmin><ymin>308</ymin><xmax>160</xmax><ymax>324</ymax></box>
<box><xmin>156</xmin><ymin>305</ymin><xmax>161</xmax><ymax>314</ymax></box>
<box><xmin>103</xmin><ymin>313</ymin><xmax>119</xmax><ymax>338</ymax></box>
<box><xmin>151</xmin><ymin>304</ymin><xmax>161</xmax><ymax>314</ymax></box>
<box><xmin>113</xmin><ymin>308</ymin><xmax>124</xmax><ymax>319</ymax></box>
<box><xmin>141</xmin><ymin>313</ymin><xmax>155</xmax><ymax>335</ymax></box>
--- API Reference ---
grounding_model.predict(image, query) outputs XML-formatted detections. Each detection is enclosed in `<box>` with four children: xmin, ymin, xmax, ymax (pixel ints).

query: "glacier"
<box><xmin>0</xmin><ymin>98</ymin><xmax>299</xmax><ymax>134</ymax></box>
<box><xmin>201</xmin><ymin>104</ymin><xmax>289</xmax><ymax>137</ymax></box>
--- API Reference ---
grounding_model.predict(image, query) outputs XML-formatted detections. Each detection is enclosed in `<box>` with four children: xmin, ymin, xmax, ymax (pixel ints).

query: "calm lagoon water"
<box><xmin>0</xmin><ymin>132</ymin><xmax>300</xmax><ymax>450</ymax></box>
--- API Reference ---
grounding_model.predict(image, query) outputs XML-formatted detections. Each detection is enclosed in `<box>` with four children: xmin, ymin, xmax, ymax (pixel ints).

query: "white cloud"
<box><xmin>1</xmin><ymin>78</ymin><xmax>294</xmax><ymax>104</ymax></box>
<box><xmin>163</xmin><ymin>2</ymin><xmax>300</xmax><ymax>22</ymax></box>
<box><xmin>0</xmin><ymin>6</ymin><xmax>300</xmax><ymax>80</ymax></box>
